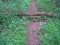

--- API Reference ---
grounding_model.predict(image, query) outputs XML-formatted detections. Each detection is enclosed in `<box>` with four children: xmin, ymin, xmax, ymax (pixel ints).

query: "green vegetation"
<box><xmin>0</xmin><ymin>14</ymin><xmax>28</xmax><ymax>45</ymax></box>
<box><xmin>39</xmin><ymin>18</ymin><xmax>60</xmax><ymax>45</ymax></box>
<box><xmin>0</xmin><ymin>0</ymin><xmax>60</xmax><ymax>45</ymax></box>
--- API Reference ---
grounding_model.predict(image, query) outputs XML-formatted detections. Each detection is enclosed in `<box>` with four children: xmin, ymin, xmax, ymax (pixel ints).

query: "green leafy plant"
<box><xmin>39</xmin><ymin>18</ymin><xmax>60</xmax><ymax>45</ymax></box>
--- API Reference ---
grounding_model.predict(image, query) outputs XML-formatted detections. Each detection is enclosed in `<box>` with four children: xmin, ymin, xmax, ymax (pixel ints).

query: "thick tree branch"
<box><xmin>17</xmin><ymin>12</ymin><xmax>56</xmax><ymax>17</ymax></box>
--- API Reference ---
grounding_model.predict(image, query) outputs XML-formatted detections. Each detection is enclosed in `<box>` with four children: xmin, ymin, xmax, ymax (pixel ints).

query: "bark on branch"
<box><xmin>17</xmin><ymin>12</ymin><xmax>56</xmax><ymax>17</ymax></box>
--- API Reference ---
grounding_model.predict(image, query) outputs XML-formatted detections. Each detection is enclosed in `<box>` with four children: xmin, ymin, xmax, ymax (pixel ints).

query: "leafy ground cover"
<box><xmin>39</xmin><ymin>18</ymin><xmax>60</xmax><ymax>45</ymax></box>
<box><xmin>0</xmin><ymin>14</ymin><xmax>28</xmax><ymax>45</ymax></box>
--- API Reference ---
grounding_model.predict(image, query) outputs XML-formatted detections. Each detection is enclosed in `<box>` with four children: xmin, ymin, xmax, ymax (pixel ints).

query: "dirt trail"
<box><xmin>27</xmin><ymin>0</ymin><xmax>42</xmax><ymax>45</ymax></box>
<box><xmin>27</xmin><ymin>0</ymin><xmax>37</xmax><ymax>14</ymax></box>
<box><xmin>27</xmin><ymin>21</ymin><xmax>42</xmax><ymax>45</ymax></box>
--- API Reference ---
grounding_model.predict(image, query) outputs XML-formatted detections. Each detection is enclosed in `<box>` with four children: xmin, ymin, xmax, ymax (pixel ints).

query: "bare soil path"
<box><xmin>26</xmin><ymin>0</ymin><xmax>42</xmax><ymax>45</ymax></box>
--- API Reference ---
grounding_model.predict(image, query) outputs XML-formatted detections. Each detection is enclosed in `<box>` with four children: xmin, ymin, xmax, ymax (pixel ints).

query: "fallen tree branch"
<box><xmin>1</xmin><ymin>11</ymin><xmax>56</xmax><ymax>17</ymax></box>
<box><xmin>17</xmin><ymin>12</ymin><xmax>56</xmax><ymax>17</ymax></box>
